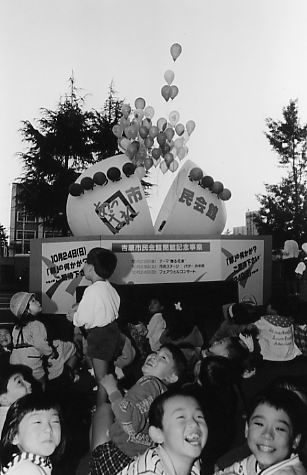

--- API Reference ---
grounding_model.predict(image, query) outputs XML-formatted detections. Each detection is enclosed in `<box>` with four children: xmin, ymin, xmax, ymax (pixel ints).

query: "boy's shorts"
<box><xmin>87</xmin><ymin>321</ymin><xmax>121</xmax><ymax>361</ymax></box>
<box><xmin>90</xmin><ymin>441</ymin><xmax>131</xmax><ymax>475</ymax></box>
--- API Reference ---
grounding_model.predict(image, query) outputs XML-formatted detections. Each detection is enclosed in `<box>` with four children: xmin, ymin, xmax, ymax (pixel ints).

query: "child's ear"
<box><xmin>149</xmin><ymin>426</ymin><xmax>164</xmax><ymax>444</ymax></box>
<box><xmin>12</xmin><ymin>433</ymin><xmax>20</xmax><ymax>446</ymax></box>
<box><xmin>292</xmin><ymin>434</ymin><xmax>301</xmax><ymax>451</ymax></box>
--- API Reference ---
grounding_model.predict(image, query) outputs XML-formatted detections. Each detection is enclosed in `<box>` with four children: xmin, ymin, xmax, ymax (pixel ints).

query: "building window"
<box><xmin>16</xmin><ymin>230</ymin><xmax>35</xmax><ymax>240</ymax></box>
<box><xmin>16</xmin><ymin>211</ymin><xmax>36</xmax><ymax>223</ymax></box>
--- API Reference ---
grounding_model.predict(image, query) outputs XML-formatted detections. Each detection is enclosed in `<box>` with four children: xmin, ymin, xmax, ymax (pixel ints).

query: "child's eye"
<box><xmin>275</xmin><ymin>426</ymin><xmax>286</xmax><ymax>432</ymax></box>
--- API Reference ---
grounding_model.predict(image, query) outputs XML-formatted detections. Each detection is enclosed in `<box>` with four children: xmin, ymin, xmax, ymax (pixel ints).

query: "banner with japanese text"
<box><xmin>32</xmin><ymin>236</ymin><xmax>269</xmax><ymax>314</ymax></box>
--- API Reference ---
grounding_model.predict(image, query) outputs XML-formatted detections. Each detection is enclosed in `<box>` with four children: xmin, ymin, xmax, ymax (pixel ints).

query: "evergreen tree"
<box><xmin>18</xmin><ymin>77</ymin><xmax>123</xmax><ymax>234</ymax></box>
<box><xmin>255</xmin><ymin>100</ymin><xmax>307</xmax><ymax>247</ymax></box>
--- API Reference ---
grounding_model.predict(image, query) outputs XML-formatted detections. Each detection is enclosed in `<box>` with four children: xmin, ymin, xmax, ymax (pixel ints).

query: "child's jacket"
<box><xmin>117</xmin><ymin>445</ymin><xmax>201</xmax><ymax>475</ymax></box>
<box><xmin>10</xmin><ymin>321</ymin><xmax>53</xmax><ymax>380</ymax></box>
<box><xmin>109</xmin><ymin>375</ymin><xmax>167</xmax><ymax>457</ymax></box>
<box><xmin>215</xmin><ymin>453</ymin><xmax>306</xmax><ymax>475</ymax></box>
<box><xmin>0</xmin><ymin>452</ymin><xmax>52</xmax><ymax>474</ymax></box>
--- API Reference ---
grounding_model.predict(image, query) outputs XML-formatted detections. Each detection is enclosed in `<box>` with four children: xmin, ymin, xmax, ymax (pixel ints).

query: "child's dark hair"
<box><xmin>161</xmin><ymin>344</ymin><xmax>187</xmax><ymax>383</ymax></box>
<box><xmin>86</xmin><ymin>247</ymin><xmax>117</xmax><ymax>279</ymax></box>
<box><xmin>198</xmin><ymin>355</ymin><xmax>237</xmax><ymax>389</ymax></box>
<box><xmin>247</xmin><ymin>387</ymin><xmax>307</xmax><ymax>450</ymax></box>
<box><xmin>0</xmin><ymin>364</ymin><xmax>34</xmax><ymax>397</ymax></box>
<box><xmin>0</xmin><ymin>393</ymin><xmax>66</xmax><ymax>468</ymax></box>
<box><xmin>149</xmin><ymin>387</ymin><xmax>204</xmax><ymax>430</ymax></box>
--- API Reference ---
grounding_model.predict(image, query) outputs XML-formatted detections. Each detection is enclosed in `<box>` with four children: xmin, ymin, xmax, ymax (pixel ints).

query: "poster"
<box><xmin>31</xmin><ymin>235</ymin><xmax>269</xmax><ymax>314</ymax></box>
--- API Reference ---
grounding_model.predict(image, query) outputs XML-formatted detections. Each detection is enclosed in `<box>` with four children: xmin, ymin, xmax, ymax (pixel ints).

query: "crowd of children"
<box><xmin>0</xmin><ymin>246</ymin><xmax>307</xmax><ymax>475</ymax></box>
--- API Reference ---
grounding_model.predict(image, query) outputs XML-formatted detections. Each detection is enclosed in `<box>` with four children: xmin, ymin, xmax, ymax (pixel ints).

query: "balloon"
<box><xmin>177</xmin><ymin>147</ymin><xmax>186</xmax><ymax>161</ymax></box>
<box><xmin>161</xmin><ymin>142</ymin><xmax>170</xmax><ymax>155</ymax></box>
<box><xmin>157</xmin><ymin>117</ymin><xmax>167</xmax><ymax>131</ymax></box>
<box><xmin>186</xmin><ymin>120</ymin><xmax>196</xmax><ymax>135</ymax></box>
<box><xmin>165</xmin><ymin>127</ymin><xmax>175</xmax><ymax>142</ymax></box>
<box><xmin>93</xmin><ymin>172</ymin><xmax>107</xmax><ymax>186</ymax></box>
<box><xmin>164</xmin><ymin>152</ymin><xmax>174</xmax><ymax>167</ymax></box>
<box><xmin>151</xmin><ymin>147</ymin><xmax>161</xmax><ymax>159</ymax></box>
<box><xmin>135</xmin><ymin>166</ymin><xmax>146</xmax><ymax>180</ymax></box>
<box><xmin>144</xmin><ymin>136</ymin><xmax>154</xmax><ymax>149</ymax></box>
<box><xmin>112</xmin><ymin>124</ymin><xmax>122</xmax><ymax>138</ymax></box>
<box><xmin>127</xmin><ymin>141</ymin><xmax>139</xmax><ymax>158</ymax></box>
<box><xmin>189</xmin><ymin>167</ymin><xmax>203</xmax><ymax>182</ymax></box>
<box><xmin>122</xmin><ymin>163</ymin><xmax>135</xmax><ymax>177</ymax></box>
<box><xmin>135</xmin><ymin>146</ymin><xmax>147</xmax><ymax>162</ymax></box>
<box><xmin>157</xmin><ymin>132</ymin><xmax>167</xmax><ymax>147</ymax></box>
<box><xmin>139</xmin><ymin>126</ymin><xmax>149</xmax><ymax>139</ymax></box>
<box><xmin>161</xmin><ymin>85</ymin><xmax>171</xmax><ymax>102</ymax></box>
<box><xmin>169</xmin><ymin>110</ymin><xmax>180</xmax><ymax>126</ymax></box>
<box><xmin>120</xmin><ymin>116</ymin><xmax>130</xmax><ymax>128</ymax></box>
<box><xmin>107</xmin><ymin>167</ymin><xmax>121</xmax><ymax>182</ymax></box>
<box><xmin>160</xmin><ymin>160</ymin><xmax>168</xmax><ymax>174</ymax></box>
<box><xmin>182</xmin><ymin>130</ymin><xmax>190</xmax><ymax>144</ymax></box>
<box><xmin>153</xmin><ymin>157</ymin><xmax>161</xmax><ymax>167</ymax></box>
<box><xmin>130</xmin><ymin>125</ymin><xmax>139</xmax><ymax>139</ymax></box>
<box><xmin>134</xmin><ymin>109</ymin><xmax>144</xmax><ymax>121</ymax></box>
<box><xmin>201</xmin><ymin>176</ymin><xmax>214</xmax><ymax>189</ymax></box>
<box><xmin>170</xmin><ymin>85</ymin><xmax>179</xmax><ymax>100</ymax></box>
<box><xmin>144</xmin><ymin>106</ymin><xmax>155</xmax><ymax>119</ymax></box>
<box><xmin>164</xmin><ymin>70</ymin><xmax>175</xmax><ymax>85</ymax></box>
<box><xmin>219</xmin><ymin>188</ymin><xmax>232</xmax><ymax>201</ymax></box>
<box><xmin>170</xmin><ymin>43</ymin><xmax>182</xmax><ymax>62</ymax></box>
<box><xmin>119</xmin><ymin>137</ymin><xmax>130</xmax><ymax>151</ymax></box>
<box><xmin>121</xmin><ymin>104</ymin><xmax>131</xmax><ymax>118</ymax></box>
<box><xmin>144</xmin><ymin>157</ymin><xmax>154</xmax><ymax>171</ymax></box>
<box><xmin>80</xmin><ymin>177</ymin><xmax>94</xmax><ymax>190</ymax></box>
<box><xmin>134</xmin><ymin>97</ymin><xmax>146</xmax><ymax>110</ymax></box>
<box><xmin>149</xmin><ymin>125</ymin><xmax>159</xmax><ymax>138</ymax></box>
<box><xmin>142</xmin><ymin>118</ymin><xmax>152</xmax><ymax>129</ymax></box>
<box><xmin>175</xmin><ymin>123</ymin><xmax>185</xmax><ymax>136</ymax></box>
<box><xmin>69</xmin><ymin>183</ymin><xmax>83</xmax><ymax>196</ymax></box>
<box><xmin>211</xmin><ymin>181</ymin><xmax>224</xmax><ymax>194</ymax></box>
<box><xmin>169</xmin><ymin>159</ymin><xmax>179</xmax><ymax>173</ymax></box>
<box><xmin>174</xmin><ymin>137</ymin><xmax>184</xmax><ymax>149</ymax></box>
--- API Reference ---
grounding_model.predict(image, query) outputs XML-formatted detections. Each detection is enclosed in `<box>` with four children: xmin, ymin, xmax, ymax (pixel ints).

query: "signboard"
<box><xmin>30</xmin><ymin>235</ymin><xmax>270</xmax><ymax>314</ymax></box>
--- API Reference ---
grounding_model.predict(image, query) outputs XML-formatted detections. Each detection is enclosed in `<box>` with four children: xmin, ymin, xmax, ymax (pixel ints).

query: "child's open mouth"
<box><xmin>185</xmin><ymin>433</ymin><xmax>202</xmax><ymax>445</ymax></box>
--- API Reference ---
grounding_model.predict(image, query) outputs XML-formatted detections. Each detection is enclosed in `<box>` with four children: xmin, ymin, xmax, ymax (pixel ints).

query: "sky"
<box><xmin>2</xmin><ymin>0</ymin><xmax>307</xmax><ymax>236</ymax></box>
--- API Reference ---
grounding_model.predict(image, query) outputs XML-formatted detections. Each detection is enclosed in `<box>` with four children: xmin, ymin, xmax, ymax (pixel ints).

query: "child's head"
<box><xmin>148</xmin><ymin>388</ymin><xmax>207</xmax><ymax>466</ymax></box>
<box><xmin>207</xmin><ymin>336</ymin><xmax>249</xmax><ymax>362</ymax></box>
<box><xmin>84</xmin><ymin>247</ymin><xmax>117</xmax><ymax>281</ymax></box>
<box><xmin>197</xmin><ymin>355</ymin><xmax>237</xmax><ymax>389</ymax></box>
<box><xmin>0</xmin><ymin>328</ymin><xmax>12</xmax><ymax>349</ymax></box>
<box><xmin>246</xmin><ymin>388</ymin><xmax>306</xmax><ymax>469</ymax></box>
<box><xmin>0</xmin><ymin>365</ymin><xmax>33</xmax><ymax>407</ymax></box>
<box><xmin>10</xmin><ymin>292</ymin><xmax>42</xmax><ymax>319</ymax></box>
<box><xmin>1</xmin><ymin>393</ymin><xmax>65</xmax><ymax>465</ymax></box>
<box><xmin>141</xmin><ymin>344</ymin><xmax>187</xmax><ymax>385</ymax></box>
<box><xmin>148</xmin><ymin>298</ymin><xmax>164</xmax><ymax>316</ymax></box>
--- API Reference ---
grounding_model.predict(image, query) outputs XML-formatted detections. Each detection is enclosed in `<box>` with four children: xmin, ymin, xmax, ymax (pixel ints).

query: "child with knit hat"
<box><xmin>10</xmin><ymin>292</ymin><xmax>77</xmax><ymax>389</ymax></box>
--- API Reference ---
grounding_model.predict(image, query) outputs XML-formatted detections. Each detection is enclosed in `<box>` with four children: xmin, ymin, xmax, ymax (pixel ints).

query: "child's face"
<box><xmin>4</xmin><ymin>373</ymin><xmax>32</xmax><ymax>405</ymax></box>
<box><xmin>155</xmin><ymin>395</ymin><xmax>207</xmax><ymax>462</ymax></box>
<box><xmin>13</xmin><ymin>409</ymin><xmax>61</xmax><ymax>457</ymax></box>
<box><xmin>0</xmin><ymin>329</ymin><xmax>11</xmax><ymax>348</ymax></box>
<box><xmin>246</xmin><ymin>403</ymin><xmax>300</xmax><ymax>469</ymax></box>
<box><xmin>142</xmin><ymin>347</ymin><xmax>177</xmax><ymax>383</ymax></box>
<box><xmin>148</xmin><ymin>299</ymin><xmax>163</xmax><ymax>315</ymax></box>
<box><xmin>28</xmin><ymin>296</ymin><xmax>42</xmax><ymax>316</ymax></box>
<box><xmin>207</xmin><ymin>338</ymin><xmax>230</xmax><ymax>358</ymax></box>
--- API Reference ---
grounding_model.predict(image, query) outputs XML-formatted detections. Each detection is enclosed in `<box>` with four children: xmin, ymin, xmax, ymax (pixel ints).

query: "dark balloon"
<box><xmin>69</xmin><ymin>183</ymin><xmax>83</xmax><ymax>196</ymax></box>
<box><xmin>80</xmin><ymin>177</ymin><xmax>94</xmax><ymax>190</ymax></box>
<box><xmin>93</xmin><ymin>172</ymin><xmax>107</xmax><ymax>186</ymax></box>
<box><xmin>122</xmin><ymin>162</ymin><xmax>135</xmax><ymax>177</ymax></box>
<box><xmin>107</xmin><ymin>167</ymin><xmax>121</xmax><ymax>182</ymax></box>
<box><xmin>201</xmin><ymin>176</ymin><xmax>214</xmax><ymax>189</ymax></box>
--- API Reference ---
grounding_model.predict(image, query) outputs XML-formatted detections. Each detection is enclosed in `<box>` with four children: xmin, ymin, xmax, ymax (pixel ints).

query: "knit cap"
<box><xmin>10</xmin><ymin>292</ymin><xmax>34</xmax><ymax>318</ymax></box>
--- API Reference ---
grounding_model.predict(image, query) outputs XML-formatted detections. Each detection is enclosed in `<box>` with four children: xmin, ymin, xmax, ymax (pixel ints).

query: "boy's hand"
<box><xmin>101</xmin><ymin>374</ymin><xmax>118</xmax><ymax>395</ymax></box>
